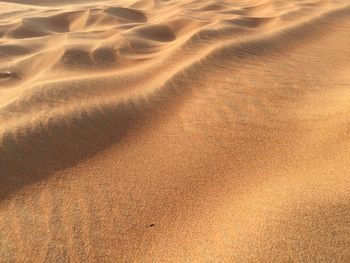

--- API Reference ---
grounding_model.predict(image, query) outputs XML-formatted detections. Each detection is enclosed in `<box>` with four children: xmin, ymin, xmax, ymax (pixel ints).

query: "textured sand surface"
<box><xmin>1</xmin><ymin>0</ymin><xmax>350</xmax><ymax>261</ymax></box>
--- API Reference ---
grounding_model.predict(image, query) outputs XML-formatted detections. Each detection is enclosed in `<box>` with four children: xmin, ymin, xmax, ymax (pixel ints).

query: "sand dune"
<box><xmin>0</xmin><ymin>0</ymin><xmax>350</xmax><ymax>261</ymax></box>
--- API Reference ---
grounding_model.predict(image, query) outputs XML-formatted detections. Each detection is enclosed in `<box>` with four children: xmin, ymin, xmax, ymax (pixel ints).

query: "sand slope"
<box><xmin>0</xmin><ymin>0</ymin><xmax>350</xmax><ymax>261</ymax></box>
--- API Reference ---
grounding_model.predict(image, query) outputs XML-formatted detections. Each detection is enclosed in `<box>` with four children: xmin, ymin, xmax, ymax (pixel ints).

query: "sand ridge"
<box><xmin>0</xmin><ymin>0</ymin><xmax>350</xmax><ymax>262</ymax></box>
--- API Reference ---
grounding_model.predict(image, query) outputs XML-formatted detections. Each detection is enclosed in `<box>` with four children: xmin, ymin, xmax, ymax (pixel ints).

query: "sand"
<box><xmin>0</xmin><ymin>0</ymin><xmax>350</xmax><ymax>261</ymax></box>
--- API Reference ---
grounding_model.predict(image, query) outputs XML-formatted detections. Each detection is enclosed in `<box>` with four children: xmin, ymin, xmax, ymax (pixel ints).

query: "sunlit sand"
<box><xmin>0</xmin><ymin>0</ymin><xmax>349</xmax><ymax>261</ymax></box>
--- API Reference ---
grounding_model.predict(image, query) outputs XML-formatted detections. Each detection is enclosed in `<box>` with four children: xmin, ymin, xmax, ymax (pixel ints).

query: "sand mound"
<box><xmin>0</xmin><ymin>0</ymin><xmax>350</xmax><ymax>261</ymax></box>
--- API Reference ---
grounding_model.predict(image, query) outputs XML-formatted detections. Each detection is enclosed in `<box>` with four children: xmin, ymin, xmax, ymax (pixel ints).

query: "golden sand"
<box><xmin>0</xmin><ymin>0</ymin><xmax>349</xmax><ymax>261</ymax></box>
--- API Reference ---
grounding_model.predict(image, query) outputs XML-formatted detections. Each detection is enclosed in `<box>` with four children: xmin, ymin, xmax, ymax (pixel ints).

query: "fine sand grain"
<box><xmin>0</xmin><ymin>0</ymin><xmax>350</xmax><ymax>261</ymax></box>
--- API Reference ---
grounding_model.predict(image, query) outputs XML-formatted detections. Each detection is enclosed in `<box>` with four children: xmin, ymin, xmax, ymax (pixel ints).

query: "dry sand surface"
<box><xmin>1</xmin><ymin>0</ymin><xmax>350</xmax><ymax>261</ymax></box>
